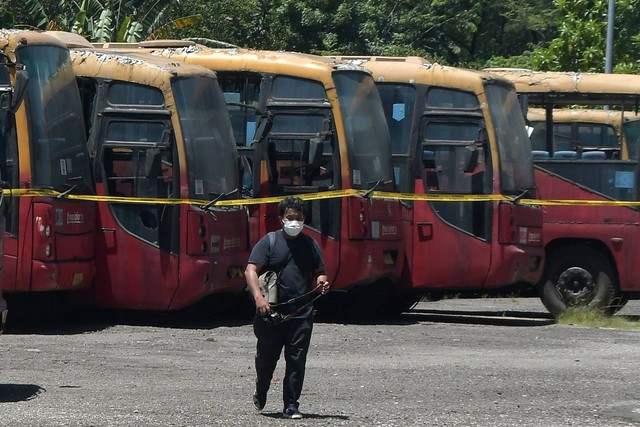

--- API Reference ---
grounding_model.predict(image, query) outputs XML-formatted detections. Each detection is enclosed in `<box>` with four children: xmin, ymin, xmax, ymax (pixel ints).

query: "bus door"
<box><xmin>413</xmin><ymin>115</ymin><xmax>492</xmax><ymax>288</ymax></box>
<box><xmin>254</xmin><ymin>107</ymin><xmax>341</xmax><ymax>287</ymax></box>
<box><xmin>98</xmin><ymin>143</ymin><xmax>179</xmax><ymax>308</ymax></box>
<box><xmin>90</xmin><ymin>81</ymin><xmax>180</xmax><ymax>309</ymax></box>
<box><xmin>218</xmin><ymin>72</ymin><xmax>269</xmax><ymax>245</ymax></box>
<box><xmin>221</xmin><ymin>72</ymin><xmax>342</xmax><ymax>286</ymax></box>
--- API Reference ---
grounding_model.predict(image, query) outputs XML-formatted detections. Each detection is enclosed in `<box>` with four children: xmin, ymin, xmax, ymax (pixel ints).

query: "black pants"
<box><xmin>253</xmin><ymin>313</ymin><xmax>313</xmax><ymax>409</ymax></box>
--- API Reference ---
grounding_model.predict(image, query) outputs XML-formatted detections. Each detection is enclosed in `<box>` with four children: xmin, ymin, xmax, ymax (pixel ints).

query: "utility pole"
<box><xmin>605</xmin><ymin>0</ymin><xmax>614</xmax><ymax>73</ymax></box>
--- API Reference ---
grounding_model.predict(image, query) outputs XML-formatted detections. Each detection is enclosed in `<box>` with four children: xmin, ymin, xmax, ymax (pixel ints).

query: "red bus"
<box><xmin>0</xmin><ymin>30</ymin><xmax>95</xmax><ymax>309</ymax></box>
<box><xmin>0</xmin><ymin>43</ymin><xmax>12</xmax><ymax>329</ymax></box>
<box><xmin>333</xmin><ymin>57</ymin><xmax>544</xmax><ymax>309</ymax></box>
<box><xmin>97</xmin><ymin>41</ymin><xmax>406</xmax><ymax>314</ymax></box>
<box><xmin>527</xmin><ymin>108</ymin><xmax>640</xmax><ymax>161</ymax></box>
<box><xmin>487</xmin><ymin>68</ymin><xmax>640</xmax><ymax>315</ymax></box>
<box><xmin>46</xmin><ymin>31</ymin><xmax>251</xmax><ymax>311</ymax></box>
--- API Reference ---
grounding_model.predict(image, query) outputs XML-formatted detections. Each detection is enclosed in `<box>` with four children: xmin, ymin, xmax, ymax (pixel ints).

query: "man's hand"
<box><xmin>245</xmin><ymin>263</ymin><xmax>271</xmax><ymax>316</ymax></box>
<box><xmin>317</xmin><ymin>277</ymin><xmax>330</xmax><ymax>295</ymax></box>
<box><xmin>255</xmin><ymin>295</ymin><xmax>271</xmax><ymax>317</ymax></box>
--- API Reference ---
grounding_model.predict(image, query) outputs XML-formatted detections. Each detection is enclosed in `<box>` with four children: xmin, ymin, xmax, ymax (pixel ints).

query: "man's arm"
<box><xmin>314</xmin><ymin>269</ymin><xmax>330</xmax><ymax>295</ymax></box>
<box><xmin>245</xmin><ymin>263</ymin><xmax>271</xmax><ymax>316</ymax></box>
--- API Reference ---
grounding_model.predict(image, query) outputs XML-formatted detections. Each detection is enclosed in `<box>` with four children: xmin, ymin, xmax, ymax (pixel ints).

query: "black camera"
<box><xmin>264</xmin><ymin>311</ymin><xmax>285</xmax><ymax>325</ymax></box>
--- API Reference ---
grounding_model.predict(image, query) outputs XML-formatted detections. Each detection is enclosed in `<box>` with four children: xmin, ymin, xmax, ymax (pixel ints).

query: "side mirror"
<box><xmin>143</xmin><ymin>148</ymin><xmax>162</xmax><ymax>178</ymax></box>
<box><xmin>422</xmin><ymin>148</ymin><xmax>435</xmax><ymax>168</ymax></box>
<box><xmin>463</xmin><ymin>145</ymin><xmax>480</xmax><ymax>173</ymax></box>
<box><xmin>0</xmin><ymin>63</ymin><xmax>10</xmax><ymax>110</ymax></box>
<box><xmin>477</xmin><ymin>127</ymin><xmax>489</xmax><ymax>145</ymax></box>
<box><xmin>252</xmin><ymin>113</ymin><xmax>273</xmax><ymax>145</ymax></box>
<box><xmin>10</xmin><ymin>68</ymin><xmax>28</xmax><ymax>113</ymax></box>
<box><xmin>309</xmin><ymin>137</ymin><xmax>323</xmax><ymax>166</ymax></box>
<box><xmin>159</xmin><ymin>129</ymin><xmax>172</xmax><ymax>147</ymax></box>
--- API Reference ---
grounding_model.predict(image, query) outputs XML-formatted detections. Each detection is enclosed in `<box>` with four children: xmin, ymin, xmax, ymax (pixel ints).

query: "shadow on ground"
<box><xmin>402</xmin><ymin>307</ymin><xmax>555</xmax><ymax>327</ymax></box>
<box><xmin>0</xmin><ymin>384</ymin><xmax>45</xmax><ymax>402</ymax></box>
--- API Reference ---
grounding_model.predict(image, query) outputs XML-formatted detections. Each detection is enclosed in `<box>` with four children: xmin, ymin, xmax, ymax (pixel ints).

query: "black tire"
<box><xmin>376</xmin><ymin>290</ymin><xmax>422</xmax><ymax>316</ymax></box>
<box><xmin>540</xmin><ymin>245</ymin><xmax>620</xmax><ymax>317</ymax></box>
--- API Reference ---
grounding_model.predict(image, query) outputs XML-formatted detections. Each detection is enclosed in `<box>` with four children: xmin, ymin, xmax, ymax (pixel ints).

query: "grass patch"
<box><xmin>556</xmin><ymin>308</ymin><xmax>640</xmax><ymax>330</ymax></box>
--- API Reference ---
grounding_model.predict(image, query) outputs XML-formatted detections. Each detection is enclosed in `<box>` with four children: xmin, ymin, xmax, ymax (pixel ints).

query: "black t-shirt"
<box><xmin>248</xmin><ymin>230</ymin><xmax>326</xmax><ymax>316</ymax></box>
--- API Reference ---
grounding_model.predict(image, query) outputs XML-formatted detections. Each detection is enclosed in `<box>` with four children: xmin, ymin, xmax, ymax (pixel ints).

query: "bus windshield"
<box><xmin>17</xmin><ymin>44</ymin><xmax>91</xmax><ymax>191</ymax></box>
<box><xmin>333</xmin><ymin>71</ymin><xmax>393</xmax><ymax>189</ymax></box>
<box><xmin>172</xmin><ymin>76</ymin><xmax>239</xmax><ymax>200</ymax></box>
<box><xmin>625</xmin><ymin>120</ymin><xmax>640</xmax><ymax>161</ymax></box>
<box><xmin>485</xmin><ymin>83</ymin><xmax>535</xmax><ymax>193</ymax></box>
<box><xmin>376</xmin><ymin>83</ymin><xmax>416</xmax><ymax>155</ymax></box>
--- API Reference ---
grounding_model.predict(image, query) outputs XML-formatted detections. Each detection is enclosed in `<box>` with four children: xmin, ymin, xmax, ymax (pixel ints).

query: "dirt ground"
<box><xmin>1</xmin><ymin>297</ymin><xmax>640</xmax><ymax>427</ymax></box>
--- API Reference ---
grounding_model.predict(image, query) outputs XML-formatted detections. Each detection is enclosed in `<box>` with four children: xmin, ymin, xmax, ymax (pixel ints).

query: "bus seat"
<box><xmin>532</xmin><ymin>150</ymin><xmax>549</xmax><ymax>159</ymax></box>
<box><xmin>553</xmin><ymin>151</ymin><xmax>577</xmax><ymax>159</ymax></box>
<box><xmin>581</xmin><ymin>151</ymin><xmax>606</xmax><ymax>160</ymax></box>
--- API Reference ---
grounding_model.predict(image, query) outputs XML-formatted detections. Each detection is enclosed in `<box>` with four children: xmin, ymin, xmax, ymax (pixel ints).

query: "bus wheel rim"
<box><xmin>556</xmin><ymin>267</ymin><xmax>595</xmax><ymax>307</ymax></box>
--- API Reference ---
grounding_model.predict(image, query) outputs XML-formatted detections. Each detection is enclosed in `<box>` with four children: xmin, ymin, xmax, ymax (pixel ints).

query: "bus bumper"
<box><xmin>487</xmin><ymin>245</ymin><xmax>544</xmax><ymax>288</ymax></box>
<box><xmin>31</xmin><ymin>260</ymin><xmax>95</xmax><ymax>291</ymax></box>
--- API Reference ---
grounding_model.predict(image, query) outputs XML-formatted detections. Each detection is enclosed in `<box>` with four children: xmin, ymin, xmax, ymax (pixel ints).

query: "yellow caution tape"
<box><xmin>370</xmin><ymin>191</ymin><xmax>511</xmax><ymax>202</ymax></box>
<box><xmin>0</xmin><ymin>188</ymin><xmax>365</xmax><ymax>207</ymax></box>
<box><xmin>518</xmin><ymin>198</ymin><xmax>640</xmax><ymax>207</ymax></box>
<box><xmin>3</xmin><ymin>188</ymin><xmax>640</xmax><ymax>207</ymax></box>
<box><xmin>215</xmin><ymin>189</ymin><xmax>363</xmax><ymax>206</ymax></box>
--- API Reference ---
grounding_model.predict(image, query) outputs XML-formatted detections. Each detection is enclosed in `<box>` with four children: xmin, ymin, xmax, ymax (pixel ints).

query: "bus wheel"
<box><xmin>377</xmin><ymin>290</ymin><xmax>422</xmax><ymax>316</ymax></box>
<box><xmin>540</xmin><ymin>246</ymin><xmax>619</xmax><ymax>317</ymax></box>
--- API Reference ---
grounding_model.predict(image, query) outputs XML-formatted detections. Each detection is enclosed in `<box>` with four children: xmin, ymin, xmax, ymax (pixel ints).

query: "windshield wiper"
<box><xmin>362</xmin><ymin>179</ymin><xmax>393</xmax><ymax>199</ymax></box>
<box><xmin>511</xmin><ymin>188</ymin><xmax>536</xmax><ymax>204</ymax></box>
<box><xmin>56</xmin><ymin>184</ymin><xmax>77</xmax><ymax>199</ymax></box>
<box><xmin>200</xmin><ymin>189</ymin><xmax>238</xmax><ymax>211</ymax></box>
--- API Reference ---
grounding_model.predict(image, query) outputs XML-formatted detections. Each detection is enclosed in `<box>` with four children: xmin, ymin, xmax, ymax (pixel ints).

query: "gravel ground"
<box><xmin>1</xmin><ymin>297</ymin><xmax>640</xmax><ymax>427</ymax></box>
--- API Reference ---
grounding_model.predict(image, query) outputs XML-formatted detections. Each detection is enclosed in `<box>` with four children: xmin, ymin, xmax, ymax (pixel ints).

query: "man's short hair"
<box><xmin>278</xmin><ymin>196</ymin><xmax>308</xmax><ymax>217</ymax></box>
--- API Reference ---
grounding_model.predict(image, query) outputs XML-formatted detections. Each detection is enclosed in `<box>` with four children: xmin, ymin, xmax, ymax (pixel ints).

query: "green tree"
<box><xmin>169</xmin><ymin>0</ymin><xmax>558</xmax><ymax>65</ymax></box>
<box><xmin>531</xmin><ymin>0</ymin><xmax>640</xmax><ymax>73</ymax></box>
<box><xmin>169</xmin><ymin>0</ymin><xmax>275</xmax><ymax>48</ymax></box>
<box><xmin>6</xmin><ymin>0</ymin><xmax>197</xmax><ymax>42</ymax></box>
<box><xmin>347</xmin><ymin>0</ymin><xmax>550</xmax><ymax>63</ymax></box>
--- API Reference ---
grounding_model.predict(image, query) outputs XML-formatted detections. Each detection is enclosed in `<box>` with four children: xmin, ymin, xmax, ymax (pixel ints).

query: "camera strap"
<box><xmin>278</xmin><ymin>288</ymin><xmax>324</xmax><ymax>323</ymax></box>
<box><xmin>266</xmin><ymin>232</ymin><xmax>322</xmax><ymax>311</ymax></box>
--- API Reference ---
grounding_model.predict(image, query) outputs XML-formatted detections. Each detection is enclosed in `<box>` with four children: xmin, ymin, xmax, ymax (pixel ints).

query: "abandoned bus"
<box><xmin>0</xmin><ymin>30</ymin><xmax>95</xmax><ymax>304</ymax></box>
<box><xmin>0</xmin><ymin>41</ymin><xmax>11</xmax><ymax>329</ymax></box>
<box><xmin>527</xmin><ymin>108</ymin><xmax>640</xmax><ymax>160</ymax></box>
<box><xmin>487</xmin><ymin>68</ymin><xmax>640</xmax><ymax>316</ymax></box>
<box><xmin>96</xmin><ymin>41</ymin><xmax>405</xmax><ymax>312</ymax></box>
<box><xmin>332</xmin><ymin>56</ymin><xmax>544</xmax><ymax>307</ymax></box>
<box><xmin>48</xmin><ymin>33</ymin><xmax>249</xmax><ymax>310</ymax></box>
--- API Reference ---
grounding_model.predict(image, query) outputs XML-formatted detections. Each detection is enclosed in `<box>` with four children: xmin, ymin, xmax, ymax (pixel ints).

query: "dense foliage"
<box><xmin>2</xmin><ymin>0</ymin><xmax>639</xmax><ymax>72</ymax></box>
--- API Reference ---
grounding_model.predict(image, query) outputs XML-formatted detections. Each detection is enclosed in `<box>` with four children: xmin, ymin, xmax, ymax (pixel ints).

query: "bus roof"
<box><xmin>331</xmin><ymin>56</ymin><xmax>511</xmax><ymax>94</ymax></box>
<box><xmin>89</xmin><ymin>41</ymin><xmax>371</xmax><ymax>84</ymax></box>
<box><xmin>0</xmin><ymin>29</ymin><xmax>70</xmax><ymax>59</ymax></box>
<box><xmin>44</xmin><ymin>32</ymin><xmax>217</xmax><ymax>83</ymax></box>
<box><xmin>484</xmin><ymin>68</ymin><xmax>640</xmax><ymax>106</ymax></box>
<box><xmin>527</xmin><ymin>107</ymin><xmax>640</xmax><ymax>125</ymax></box>
<box><xmin>44</xmin><ymin>31</ymin><xmax>94</xmax><ymax>48</ymax></box>
<box><xmin>68</xmin><ymin>48</ymin><xmax>217</xmax><ymax>86</ymax></box>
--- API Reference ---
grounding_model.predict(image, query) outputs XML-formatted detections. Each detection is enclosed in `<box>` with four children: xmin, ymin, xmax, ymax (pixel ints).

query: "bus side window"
<box><xmin>104</xmin><ymin>147</ymin><xmax>134</xmax><ymax>197</ymax></box>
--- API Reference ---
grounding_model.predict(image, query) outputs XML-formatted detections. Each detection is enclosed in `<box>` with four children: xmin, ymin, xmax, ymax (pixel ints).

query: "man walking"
<box><xmin>245</xmin><ymin>196</ymin><xmax>330</xmax><ymax>419</ymax></box>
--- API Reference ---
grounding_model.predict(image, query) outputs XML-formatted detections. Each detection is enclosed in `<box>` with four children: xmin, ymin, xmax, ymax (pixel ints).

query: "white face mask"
<box><xmin>283</xmin><ymin>220</ymin><xmax>303</xmax><ymax>237</ymax></box>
